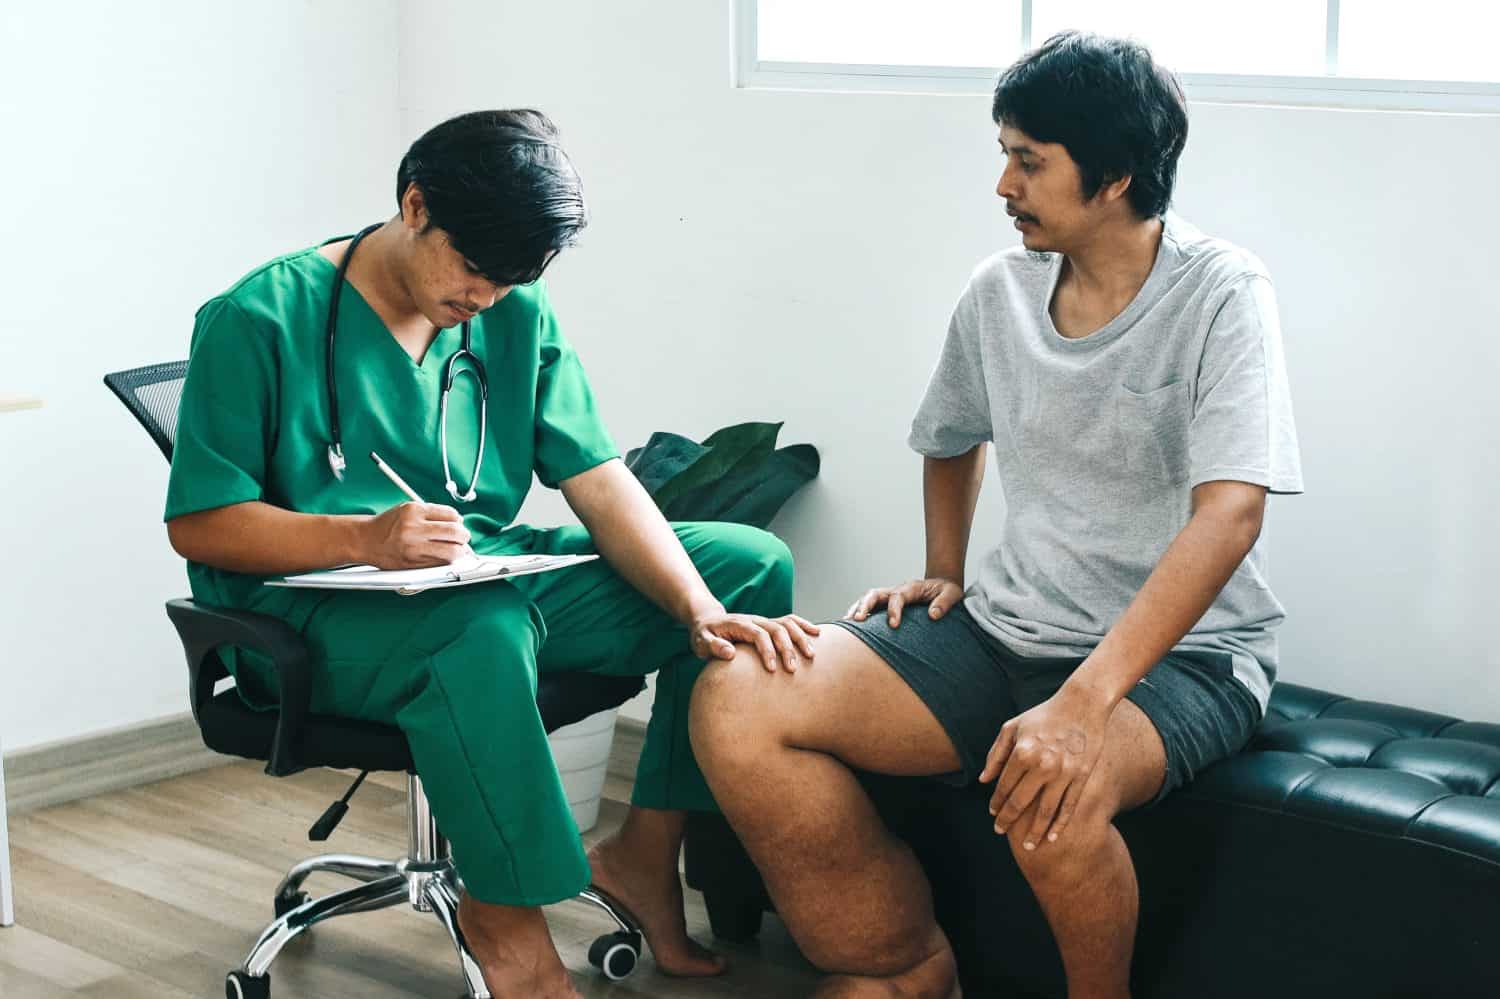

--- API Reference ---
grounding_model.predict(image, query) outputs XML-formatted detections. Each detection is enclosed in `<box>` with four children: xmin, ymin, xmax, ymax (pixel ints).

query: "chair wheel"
<box><xmin>226</xmin><ymin>970</ymin><xmax>270</xmax><ymax>999</ymax></box>
<box><xmin>273</xmin><ymin>890</ymin><xmax>310</xmax><ymax>918</ymax></box>
<box><xmin>587</xmin><ymin>931</ymin><xmax>642</xmax><ymax>981</ymax></box>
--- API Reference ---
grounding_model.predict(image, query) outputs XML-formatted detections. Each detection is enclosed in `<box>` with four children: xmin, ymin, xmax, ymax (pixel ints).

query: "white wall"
<box><xmin>403</xmin><ymin>0</ymin><xmax>1500</xmax><ymax>723</ymax></box>
<box><xmin>0</xmin><ymin>2</ymin><xmax>403</xmax><ymax>751</ymax></box>
<box><xmin>4</xmin><ymin>0</ymin><xmax>1495</xmax><ymax>753</ymax></box>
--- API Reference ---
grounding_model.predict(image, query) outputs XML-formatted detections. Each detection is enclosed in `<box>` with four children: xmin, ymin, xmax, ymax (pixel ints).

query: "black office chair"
<box><xmin>105</xmin><ymin>361</ymin><xmax>648</xmax><ymax>999</ymax></box>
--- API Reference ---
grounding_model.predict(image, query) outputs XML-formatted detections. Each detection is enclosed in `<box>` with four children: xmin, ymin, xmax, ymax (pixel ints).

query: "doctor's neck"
<box><xmin>345</xmin><ymin>219</ymin><xmax>435</xmax><ymax>331</ymax></box>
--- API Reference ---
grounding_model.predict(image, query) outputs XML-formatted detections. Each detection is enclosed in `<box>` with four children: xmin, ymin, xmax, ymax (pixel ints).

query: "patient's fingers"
<box><xmin>887</xmin><ymin>590</ymin><xmax>906</xmax><ymax>628</ymax></box>
<box><xmin>847</xmin><ymin>588</ymin><xmax>889</xmax><ymax>621</ymax></box>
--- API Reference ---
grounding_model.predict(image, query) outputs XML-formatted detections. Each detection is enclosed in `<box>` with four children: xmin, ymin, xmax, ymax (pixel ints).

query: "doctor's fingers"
<box><xmin>414</xmin><ymin>502</ymin><xmax>464</xmax><ymax>522</ymax></box>
<box><xmin>713</xmin><ymin>619</ymin><xmax>782</xmax><ymax>673</ymax></box>
<box><xmin>412</xmin><ymin>519</ymin><xmax>470</xmax><ymax>546</ymax></box>
<box><xmin>780</xmin><ymin>615</ymin><xmax>821</xmax><ymax>658</ymax></box>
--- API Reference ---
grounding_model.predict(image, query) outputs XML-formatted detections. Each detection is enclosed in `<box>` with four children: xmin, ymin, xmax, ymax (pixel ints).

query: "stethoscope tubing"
<box><xmin>325</xmin><ymin>223</ymin><xmax>487</xmax><ymax>501</ymax></box>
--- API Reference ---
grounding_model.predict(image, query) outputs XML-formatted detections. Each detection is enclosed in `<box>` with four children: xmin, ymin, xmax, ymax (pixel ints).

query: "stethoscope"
<box><xmin>325</xmin><ymin>223</ymin><xmax>489</xmax><ymax>502</ymax></box>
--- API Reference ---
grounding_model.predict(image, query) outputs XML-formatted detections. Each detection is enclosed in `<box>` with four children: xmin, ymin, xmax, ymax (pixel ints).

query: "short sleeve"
<box><xmin>532</xmin><ymin>286</ymin><xmax>619</xmax><ymax>488</ymax></box>
<box><xmin>908</xmin><ymin>284</ymin><xmax>993</xmax><ymax>458</ymax></box>
<box><xmin>1189</xmin><ymin>276</ymin><xmax>1304</xmax><ymax>494</ymax></box>
<box><xmin>164</xmin><ymin>298</ymin><xmax>277</xmax><ymax>521</ymax></box>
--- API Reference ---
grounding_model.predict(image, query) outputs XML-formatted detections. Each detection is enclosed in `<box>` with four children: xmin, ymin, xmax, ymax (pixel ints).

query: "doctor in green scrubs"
<box><xmin>165</xmin><ymin>109</ymin><xmax>816</xmax><ymax>998</ymax></box>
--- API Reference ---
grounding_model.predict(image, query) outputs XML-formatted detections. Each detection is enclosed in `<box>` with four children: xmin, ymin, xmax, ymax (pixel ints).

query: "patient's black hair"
<box><xmin>397</xmin><ymin>109</ymin><xmax>587</xmax><ymax>285</ymax></box>
<box><xmin>992</xmin><ymin>32</ymin><xmax>1188</xmax><ymax>219</ymax></box>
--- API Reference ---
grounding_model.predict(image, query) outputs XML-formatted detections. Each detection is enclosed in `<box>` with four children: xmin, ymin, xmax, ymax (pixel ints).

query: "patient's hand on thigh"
<box><xmin>846</xmin><ymin>578</ymin><xmax>964</xmax><ymax>627</ymax></box>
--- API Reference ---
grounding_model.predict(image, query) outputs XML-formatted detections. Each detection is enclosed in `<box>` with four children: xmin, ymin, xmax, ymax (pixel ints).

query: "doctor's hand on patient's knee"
<box><xmin>361</xmin><ymin>501</ymin><xmax>473</xmax><ymax>569</ymax></box>
<box><xmin>846</xmin><ymin>578</ymin><xmax>964</xmax><ymax>628</ymax></box>
<box><xmin>690</xmin><ymin>611</ymin><xmax>821</xmax><ymax>673</ymax></box>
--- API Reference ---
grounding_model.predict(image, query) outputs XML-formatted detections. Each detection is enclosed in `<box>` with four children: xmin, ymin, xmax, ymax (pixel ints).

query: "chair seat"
<box><xmin>199</xmin><ymin>690</ymin><xmax>414</xmax><ymax>772</ymax></box>
<box><xmin>198</xmin><ymin>670</ymin><xmax>647</xmax><ymax>773</ymax></box>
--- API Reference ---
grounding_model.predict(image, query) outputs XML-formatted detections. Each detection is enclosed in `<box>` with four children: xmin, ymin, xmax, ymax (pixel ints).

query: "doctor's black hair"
<box><xmin>396</xmin><ymin>109</ymin><xmax>587</xmax><ymax>285</ymax></box>
<box><xmin>992</xmin><ymin>32</ymin><xmax>1188</xmax><ymax>219</ymax></box>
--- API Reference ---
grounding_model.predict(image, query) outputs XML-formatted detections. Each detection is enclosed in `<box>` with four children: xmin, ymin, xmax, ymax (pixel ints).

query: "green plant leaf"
<box><xmin>624</xmin><ymin>431</ymin><xmax>707</xmax><ymax>495</ymax></box>
<box><xmin>652</xmin><ymin>422</ymin><xmax>782</xmax><ymax>510</ymax></box>
<box><xmin>662</xmin><ymin>443</ymin><xmax>820</xmax><ymax>527</ymax></box>
<box><xmin>627</xmin><ymin>421</ymin><xmax>819</xmax><ymax>528</ymax></box>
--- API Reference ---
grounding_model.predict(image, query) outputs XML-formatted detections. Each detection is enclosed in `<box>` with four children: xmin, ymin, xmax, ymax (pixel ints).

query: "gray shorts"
<box><xmin>832</xmin><ymin>603</ymin><xmax>1262</xmax><ymax>805</ymax></box>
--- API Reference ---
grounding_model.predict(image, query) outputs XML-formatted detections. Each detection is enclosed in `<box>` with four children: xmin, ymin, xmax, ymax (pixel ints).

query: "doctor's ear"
<box><xmin>398</xmin><ymin>182</ymin><xmax>431</xmax><ymax>231</ymax></box>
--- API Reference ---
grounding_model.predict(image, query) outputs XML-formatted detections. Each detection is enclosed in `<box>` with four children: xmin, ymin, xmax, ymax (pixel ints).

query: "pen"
<box><xmin>370</xmin><ymin>450</ymin><xmax>423</xmax><ymax>503</ymax></box>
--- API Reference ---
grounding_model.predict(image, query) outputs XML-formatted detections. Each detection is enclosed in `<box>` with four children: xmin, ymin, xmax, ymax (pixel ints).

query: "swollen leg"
<box><xmin>690</xmin><ymin>629</ymin><xmax>961</xmax><ymax>993</ymax></box>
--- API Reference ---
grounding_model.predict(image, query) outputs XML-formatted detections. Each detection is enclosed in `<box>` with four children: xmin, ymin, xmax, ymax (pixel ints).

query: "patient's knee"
<box><xmin>689</xmin><ymin>651</ymin><xmax>782</xmax><ymax>760</ymax></box>
<box><xmin>1007</xmin><ymin>802</ymin><xmax>1112</xmax><ymax>885</ymax></box>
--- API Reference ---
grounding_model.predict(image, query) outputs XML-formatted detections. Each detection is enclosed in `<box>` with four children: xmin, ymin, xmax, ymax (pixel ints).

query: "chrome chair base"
<box><xmin>227</xmin><ymin>774</ymin><xmax>642</xmax><ymax>999</ymax></box>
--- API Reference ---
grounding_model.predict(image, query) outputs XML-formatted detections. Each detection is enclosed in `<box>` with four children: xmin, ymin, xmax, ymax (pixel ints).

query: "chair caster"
<box><xmin>587</xmin><ymin>930</ymin><xmax>643</xmax><ymax>981</ymax></box>
<box><xmin>273</xmin><ymin>890</ymin><xmax>310</xmax><ymax>918</ymax></box>
<box><xmin>226</xmin><ymin>970</ymin><xmax>270</xmax><ymax>999</ymax></box>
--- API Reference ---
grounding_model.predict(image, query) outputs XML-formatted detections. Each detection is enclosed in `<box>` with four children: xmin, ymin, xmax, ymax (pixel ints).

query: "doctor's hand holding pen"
<box><xmin>363</xmin><ymin>450</ymin><xmax>474</xmax><ymax>569</ymax></box>
<box><xmin>361</xmin><ymin>502</ymin><xmax>472</xmax><ymax>569</ymax></box>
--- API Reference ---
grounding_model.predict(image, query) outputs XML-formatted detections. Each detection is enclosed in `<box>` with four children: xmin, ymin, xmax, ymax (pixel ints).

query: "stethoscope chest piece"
<box><xmin>327</xmin><ymin>443</ymin><xmax>348</xmax><ymax>482</ymax></box>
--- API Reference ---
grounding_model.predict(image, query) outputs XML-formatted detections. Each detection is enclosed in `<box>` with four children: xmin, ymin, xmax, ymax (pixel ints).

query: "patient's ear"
<box><xmin>1096</xmin><ymin>173</ymin><xmax>1134</xmax><ymax>206</ymax></box>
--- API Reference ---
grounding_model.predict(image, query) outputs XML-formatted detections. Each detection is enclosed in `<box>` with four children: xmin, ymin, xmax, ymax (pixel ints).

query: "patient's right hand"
<box><xmin>362</xmin><ymin>502</ymin><xmax>472</xmax><ymax>569</ymax></box>
<box><xmin>845</xmin><ymin>578</ymin><xmax>964</xmax><ymax>628</ymax></box>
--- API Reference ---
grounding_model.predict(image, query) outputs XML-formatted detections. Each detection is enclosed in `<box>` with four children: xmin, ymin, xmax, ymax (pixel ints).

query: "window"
<box><xmin>735</xmin><ymin>0</ymin><xmax>1500</xmax><ymax>111</ymax></box>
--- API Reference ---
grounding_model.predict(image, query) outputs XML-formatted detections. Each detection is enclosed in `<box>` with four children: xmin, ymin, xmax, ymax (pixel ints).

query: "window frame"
<box><xmin>732</xmin><ymin>0</ymin><xmax>1500</xmax><ymax>113</ymax></box>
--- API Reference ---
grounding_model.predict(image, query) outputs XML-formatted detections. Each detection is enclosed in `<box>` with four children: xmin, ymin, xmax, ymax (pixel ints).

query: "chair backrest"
<box><xmin>102</xmin><ymin>360</ymin><xmax>188</xmax><ymax>463</ymax></box>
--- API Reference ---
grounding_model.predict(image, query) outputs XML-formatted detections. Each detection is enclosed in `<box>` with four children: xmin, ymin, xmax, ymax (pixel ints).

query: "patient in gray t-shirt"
<box><xmin>909</xmin><ymin>210</ymin><xmax>1304</xmax><ymax>711</ymax></box>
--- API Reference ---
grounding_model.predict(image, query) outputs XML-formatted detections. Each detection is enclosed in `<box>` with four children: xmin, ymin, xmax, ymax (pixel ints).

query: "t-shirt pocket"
<box><xmin>1116</xmin><ymin>380</ymin><xmax>1192</xmax><ymax>484</ymax></box>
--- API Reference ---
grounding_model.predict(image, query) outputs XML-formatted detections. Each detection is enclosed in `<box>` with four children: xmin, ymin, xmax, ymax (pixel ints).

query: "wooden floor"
<box><xmin>0</xmin><ymin>762</ymin><xmax>820</xmax><ymax>998</ymax></box>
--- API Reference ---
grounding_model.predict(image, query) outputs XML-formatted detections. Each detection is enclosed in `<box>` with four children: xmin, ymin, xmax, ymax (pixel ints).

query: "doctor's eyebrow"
<box><xmin>998</xmin><ymin>139</ymin><xmax>1041</xmax><ymax>158</ymax></box>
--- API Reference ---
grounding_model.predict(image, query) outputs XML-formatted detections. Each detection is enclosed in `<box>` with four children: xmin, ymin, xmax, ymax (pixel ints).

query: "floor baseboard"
<box><xmin>3</xmin><ymin>713</ymin><xmax>226</xmax><ymax>814</ymax></box>
<box><xmin>3</xmin><ymin>713</ymin><xmax>649</xmax><ymax>816</ymax></box>
<box><xmin>610</xmin><ymin>716</ymin><xmax>646</xmax><ymax>781</ymax></box>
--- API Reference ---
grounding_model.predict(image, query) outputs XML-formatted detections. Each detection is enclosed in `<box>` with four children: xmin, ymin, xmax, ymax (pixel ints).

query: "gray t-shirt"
<box><xmin>909</xmin><ymin>213</ymin><xmax>1303</xmax><ymax>710</ymax></box>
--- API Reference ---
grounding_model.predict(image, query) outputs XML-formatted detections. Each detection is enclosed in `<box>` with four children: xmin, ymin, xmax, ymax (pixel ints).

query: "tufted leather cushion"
<box><xmin>1190</xmin><ymin>684</ymin><xmax>1500</xmax><ymax>865</ymax></box>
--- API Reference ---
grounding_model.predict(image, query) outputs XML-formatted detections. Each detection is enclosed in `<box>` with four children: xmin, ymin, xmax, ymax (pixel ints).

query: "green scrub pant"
<box><xmin>239</xmin><ymin>521</ymin><xmax>793</xmax><ymax>905</ymax></box>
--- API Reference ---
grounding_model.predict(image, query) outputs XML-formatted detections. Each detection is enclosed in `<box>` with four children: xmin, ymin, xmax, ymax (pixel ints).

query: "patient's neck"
<box><xmin>1062</xmin><ymin>214</ymin><xmax>1163</xmax><ymax>305</ymax></box>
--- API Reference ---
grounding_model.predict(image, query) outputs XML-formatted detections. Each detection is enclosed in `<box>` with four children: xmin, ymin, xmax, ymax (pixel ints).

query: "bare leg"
<box><xmin>455</xmin><ymin>895</ymin><xmax>581</xmax><ymax>999</ymax></box>
<box><xmin>1004</xmin><ymin>699</ymin><xmax>1167</xmax><ymax>999</ymax></box>
<box><xmin>586</xmin><ymin>805</ymin><xmax>728</xmax><ymax>976</ymax></box>
<box><xmin>690</xmin><ymin>628</ymin><xmax>964</xmax><ymax>998</ymax></box>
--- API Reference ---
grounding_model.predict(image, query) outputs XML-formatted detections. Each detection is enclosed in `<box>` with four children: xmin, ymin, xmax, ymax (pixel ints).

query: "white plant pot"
<box><xmin>547</xmin><ymin>707</ymin><xmax>620</xmax><ymax>833</ymax></box>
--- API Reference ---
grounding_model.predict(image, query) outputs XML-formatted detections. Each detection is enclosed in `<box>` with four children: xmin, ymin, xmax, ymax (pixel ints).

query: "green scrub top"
<box><xmin>164</xmin><ymin>242</ymin><xmax>619</xmax><ymax>614</ymax></box>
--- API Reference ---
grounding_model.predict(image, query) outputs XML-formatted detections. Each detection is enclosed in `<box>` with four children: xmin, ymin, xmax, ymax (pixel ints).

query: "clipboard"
<box><xmin>265</xmin><ymin>553</ymin><xmax>598</xmax><ymax>596</ymax></box>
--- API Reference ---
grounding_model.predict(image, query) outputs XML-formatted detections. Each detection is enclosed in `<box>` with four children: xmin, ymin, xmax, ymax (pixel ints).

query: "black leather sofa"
<box><xmin>683</xmin><ymin>682</ymin><xmax>1500</xmax><ymax>998</ymax></box>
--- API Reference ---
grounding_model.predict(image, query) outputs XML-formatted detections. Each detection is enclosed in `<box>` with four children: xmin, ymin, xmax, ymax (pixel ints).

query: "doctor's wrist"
<box><xmin>338</xmin><ymin>513</ymin><xmax>378</xmax><ymax>566</ymax></box>
<box><xmin>684</xmin><ymin>595</ymin><xmax>727</xmax><ymax>630</ymax></box>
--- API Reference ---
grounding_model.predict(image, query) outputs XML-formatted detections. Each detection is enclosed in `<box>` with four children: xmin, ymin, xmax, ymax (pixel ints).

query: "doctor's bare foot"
<box><xmin>455</xmin><ymin>894</ymin><xmax>582</xmax><ymax>999</ymax></box>
<box><xmin>586</xmin><ymin>806</ymin><xmax>728</xmax><ymax>977</ymax></box>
